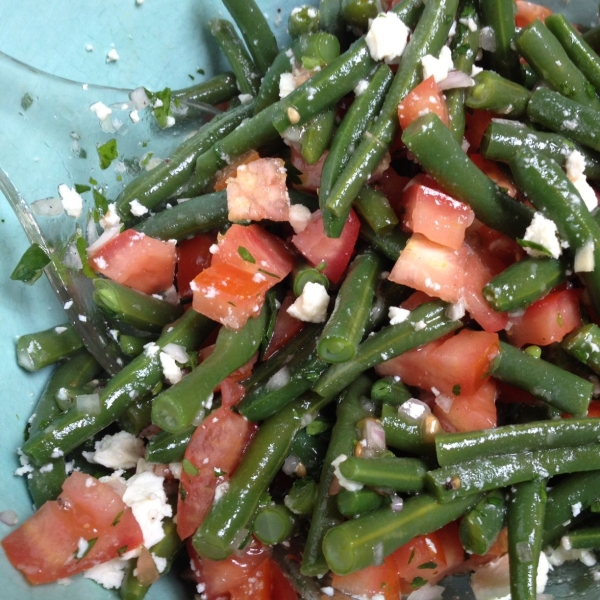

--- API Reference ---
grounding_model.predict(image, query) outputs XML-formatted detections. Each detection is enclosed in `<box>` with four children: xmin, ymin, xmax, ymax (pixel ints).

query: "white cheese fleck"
<box><xmin>421</xmin><ymin>46</ymin><xmax>454</xmax><ymax>83</ymax></box>
<box><xmin>58</xmin><ymin>184</ymin><xmax>83</xmax><ymax>218</ymax></box>
<box><xmin>90</xmin><ymin>101</ymin><xmax>112</xmax><ymax>121</ymax></box>
<box><xmin>84</xmin><ymin>558</ymin><xmax>128</xmax><ymax>589</ymax></box>
<box><xmin>566</xmin><ymin>150</ymin><xmax>598</xmax><ymax>211</ymax></box>
<box><xmin>354</xmin><ymin>79</ymin><xmax>369</xmax><ymax>97</ymax></box>
<box><xmin>389</xmin><ymin>306</ymin><xmax>411</xmax><ymax>325</ymax></box>
<box><xmin>279</xmin><ymin>72</ymin><xmax>297</xmax><ymax>98</ymax></box>
<box><xmin>365</xmin><ymin>12</ymin><xmax>410</xmax><ymax>63</ymax></box>
<box><xmin>238</xmin><ymin>93</ymin><xmax>253</xmax><ymax>104</ymax></box>
<box><xmin>331</xmin><ymin>454</ymin><xmax>363</xmax><ymax>491</ymax></box>
<box><xmin>129</xmin><ymin>199</ymin><xmax>149</xmax><ymax>217</ymax></box>
<box><xmin>214</xmin><ymin>481</ymin><xmax>230</xmax><ymax>502</ymax></box>
<box><xmin>106</xmin><ymin>49</ymin><xmax>120</xmax><ymax>63</ymax></box>
<box><xmin>288</xmin><ymin>203</ymin><xmax>312</xmax><ymax>233</ymax></box>
<box><xmin>287</xmin><ymin>282</ymin><xmax>330</xmax><ymax>323</ymax></box>
<box><xmin>575</xmin><ymin>238</ymin><xmax>595</xmax><ymax>273</ymax></box>
<box><xmin>129</xmin><ymin>110</ymin><xmax>140</xmax><ymax>124</ymax></box>
<box><xmin>89</xmin><ymin>431</ymin><xmax>145</xmax><ymax>470</ymax></box>
<box><xmin>159</xmin><ymin>351</ymin><xmax>183</xmax><ymax>385</ymax></box>
<box><xmin>523</xmin><ymin>212</ymin><xmax>562</xmax><ymax>259</ymax></box>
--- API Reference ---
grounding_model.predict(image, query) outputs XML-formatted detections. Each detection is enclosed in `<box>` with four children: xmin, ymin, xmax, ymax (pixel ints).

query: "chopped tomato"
<box><xmin>506</xmin><ymin>289</ymin><xmax>583</xmax><ymax>348</ymax></box>
<box><xmin>389</xmin><ymin>234</ymin><xmax>468</xmax><ymax>303</ymax></box>
<box><xmin>467</xmin><ymin>220</ymin><xmax>523</xmax><ymax>266</ymax></box>
<box><xmin>464</xmin><ymin>109</ymin><xmax>494</xmax><ymax>154</ymax></box>
<box><xmin>230</xmin><ymin>558</ymin><xmax>271</xmax><ymax>600</ymax></box>
<box><xmin>398</xmin><ymin>76</ymin><xmax>449</xmax><ymax>130</ymax></box>
<box><xmin>89</xmin><ymin>229</ymin><xmax>177</xmax><ymax>294</ymax></box>
<box><xmin>469</xmin><ymin>154</ymin><xmax>518</xmax><ymax>198</ymax></box>
<box><xmin>402</xmin><ymin>184</ymin><xmax>475</xmax><ymax>249</ymax></box>
<box><xmin>375</xmin><ymin>168</ymin><xmax>411</xmax><ymax>219</ymax></box>
<box><xmin>214</xmin><ymin>150</ymin><xmax>261</xmax><ymax>192</ymax></box>
<box><xmin>227</xmin><ymin>157</ymin><xmax>290</xmax><ymax>223</ymax></box>
<box><xmin>192</xmin><ymin>262</ymin><xmax>271</xmax><ymax>329</ymax></box>
<box><xmin>263</xmin><ymin>291</ymin><xmax>305</xmax><ymax>360</ymax></box>
<box><xmin>292</xmin><ymin>209</ymin><xmax>360</xmax><ymax>283</ymax></box>
<box><xmin>177</xmin><ymin>406</ymin><xmax>254</xmax><ymax>540</ymax></box>
<box><xmin>220</xmin><ymin>378</ymin><xmax>247</xmax><ymax>408</ymax></box>
<box><xmin>587</xmin><ymin>401</ymin><xmax>600</xmax><ymax>418</ymax></box>
<box><xmin>2</xmin><ymin>472</ymin><xmax>143</xmax><ymax>584</ymax></box>
<box><xmin>430</xmin><ymin>521</ymin><xmax>465</xmax><ymax>583</ymax></box>
<box><xmin>515</xmin><ymin>1</ymin><xmax>552</xmax><ymax>28</ymax></box>
<box><xmin>212</xmin><ymin>223</ymin><xmax>294</xmax><ymax>282</ymax></box>
<box><xmin>400</xmin><ymin>290</ymin><xmax>434</xmax><ymax>310</ymax></box>
<box><xmin>269</xmin><ymin>559</ymin><xmax>299</xmax><ymax>600</ymax></box>
<box><xmin>188</xmin><ymin>537</ymin><xmax>271</xmax><ymax>599</ymax></box>
<box><xmin>177</xmin><ymin>233</ymin><xmax>216</xmax><ymax>299</ymax></box>
<box><xmin>332</xmin><ymin>556</ymin><xmax>400</xmax><ymax>600</ymax></box>
<box><xmin>434</xmin><ymin>379</ymin><xmax>498</xmax><ymax>433</ymax></box>
<box><xmin>290</xmin><ymin>143</ymin><xmax>328</xmax><ymax>193</ymax></box>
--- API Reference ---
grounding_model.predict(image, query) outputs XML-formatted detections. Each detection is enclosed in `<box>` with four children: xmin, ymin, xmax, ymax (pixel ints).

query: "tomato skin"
<box><xmin>220</xmin><ymin>378</ymin><xmax>247</xmax><ymax>408</ymax></box>
<box><xmin>2</xmin><ymin>472</ymin><xmax>143</xmax><ymax>584</ymax></box>
<box><xmin>375</xmin><ymin>168</ymin><xmax>411</xmax><ymax>219</ymax></box>
<box><xmin>292</xmin><ymin>209</ymin><xmax>360</xmax><ymax>284</ymax></box>
<box><xmin>469</xmin><ymin>154</ymin><xmax>518</xmax><ymax>198</ymax></box>
<box><xmin>177</xmin><ymin>406</ymin><xmax>254</xmax><ymax>540</ymax></box>
<box><xmin>89</xmin><ymin>229</ymin><xmax>177</xmax><ymax>294</ymax></box>
<box><xmin>464</xmin><ymin>109</ymin><xmax>494</xmax><ymax>154</ymax></box>
<box><xmin>434</xmin><ymin>379</ymin><xmax>498</xmax><ymax>433</ymax></box>
<box><xmin>229</xmin><ymin>558</ymin><xmax>271</xmax><ymax>600</ymax></box>
<box><xmin>177</xmin><ymin>233</ymin><xmax>216</xmax><ymax>299</ymax></box>
<box><xmin>214</xmin><ymin>150</ymin><xmax>261</xmax><ymax>192</ymax></box>
<box><xmin>389</xmin><ymin>234</ymin><xmax>468</xmax><ymax>303</ymax></box>
<box><xmin>515</xmin><ymin>1</ymin><xmax>552</xmax><ymax>28</ymax></box>
<box><xmin>332</xmin><ymin>556</ymin><xmax>400</xmax><ymax>600</ymax></box>
<box><xmin>263</xmin><ymin>292</ymin><xmax>305</xmax><ymax>360</ymax></box>
<box><xmin>269</xmin><ymin>559</ymin><xmax>299</xmax><ymax>599</ymax></box>
<box><xmin>398</xmin><ymin>76</ymin><xmax>449</xmax><ymax>130</ymax></box>
<box><xmin>506</xmin><ymin>289</ymin><xmax>583</xmax><ymax>348</ymax></box>
<box><xmin>290</xmin><ymin>143</ymin><xmax>328</xmax><ymax>193</ymax></box>
<box><xmin>402</xmin><ymin>184</ymin><xmax>475</xmax><ymax>249</ymax></box>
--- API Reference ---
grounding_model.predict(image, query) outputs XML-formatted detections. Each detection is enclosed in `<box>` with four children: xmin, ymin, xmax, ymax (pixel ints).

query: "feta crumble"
<box><xmin>84</xmin><ymin>558</ymin><xmax>128</xmax><ymax>589</ymax></box>
<box><xmin>565</xmin><ymin>150</ymin><xmax>598</xmax><ymax>212</ymax></box>
<box><xmin>287</xmin><ymin>282</ymin><xmax>330</xmax><ymax>323</ymax></box>
<box><xmin>389</xmin><ymin>306</ymin><xmax>411</xmax><ymax>325</ymax></box>
<box><xmin>365</xmin><ymin>12</ymin><xmax>410</xmax><ymax>63</ymax></box>
<box><xmin>288</xmin><ymin>203</ymin><xmax>312</xmax><ymax>233</ymax></box>
<box><xmin>58</xmin><ymin>184</ymin><xmax>83</xmax><ymax>218</ymax></box>
<box><xmin>159</xmin><ymin>351</ymin><xmax>183</xmax><ymax>385</ymax></box>
<box><xmin>574</xmin><ymin>238</ymin><xmax>595</xmax><ymax>273</ymax></box>
<box><xmin>106</xmin><ymin>49</ymin><xmax>120</xmax><ymax>63</ymax></box>
<box><xmin>421</xmin><ymin>45</ymin><xmax>454</xmax><ymax>83</ymax></box>
<box><xmin>331</xmin><ymin>454</ymin><xmax>363</xmax><ymax>491</ymax></box>
<box><xmin>129</xmin><ymin>199</ymin><xmax>149</xmax><ymax>217</ymax></box>
<box><xmin>522</xmin><ymin>212</ymin><xmax>562</xmax><ymax>259</ymax></box>
<box><xmin>88</xmin><ymin>431</ymin><xmax>145</xmax><ymax>470</ymax></box>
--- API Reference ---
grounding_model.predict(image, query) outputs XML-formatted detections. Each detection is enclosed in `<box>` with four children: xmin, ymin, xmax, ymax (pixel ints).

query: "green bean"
<box><xmin>402</xmin><ymin>114</ymin><xmax>534</xmax><ymax>238</ymax></box>
<box><xmin>284</xmin><ymin>478</ymin><xmax>318</xmax><ymax>516</ymax></box>
<box><xmin>152</xmin><ymin>306</ymin><xmax>267</xmax><ymax>433</ymax></box>
<box><xmin>253</xmin><ymin>503</ymin><xmax>297</xmax><ymax>545</ymax></box>
<box><xmin>302</xmin><ymin>375</ymin><xmax>373</xmax><ymax>576</ymax></box>
<box><xmin>133</xmin><ymin>191</ymin><xmax>227</xmax><ymax>241</ymax></box>
<box><xmin>119</xmin><ymin>335</ymin><xmax>147</xmax><ymax>358</ymax></box>
<box><xmin>370</xmin><ymin>377</ymin><xmax>411</xmax><ymax>406</ymax></box>
<box><xmin>220</xmin><ymin>0</ymin><xmax>279</xmax><ymax>77</ymax></box>
<box><xmin>393</xmin><ymin>0</ymin><xmax>425</xmax><ymax>28</ymax></box>
<box><xmin>367</xmin><ymin>280</ymin><xmax>413</xmax><ymax>332</ymax></box>
<box><xmin>341</xmin><ymin>0</ymin><xmax>377</xmax><ymax>30</ymax></box>
<box><xmin>338</xmin><ymin>456</ymin><xmax>428</xmax><ymax>493</ymax></box>
<box><xmin>466</xmin><ymin>71</ymin><xmax>531</xmax><ymax>118</ymax></box>
<box><xmin>359</xmin><ymin>220</ymin><xmax>408</xmax><ymax>261</ymax></box>
<box><xmin>193</xmin><ymin>391</ymin><xmax>334</xmax><ymax>560</ymax></box>
<box><xmin>318</xmin><ymin>251</ymin><xmax>380</xmax><ymax>364</ymax></box>
<box><xmin>445</xmin><ymin>0</ymin><xmax>479</xmax><ymax>142</ymax></box>
<box><xmin>426</xmin><ymin>444</ymin><xmax>600</xmax><ymax>503</ymax></box>
<box><xmin>562</xmin><ymin>323</ymin><xmax>600</xmax><ymax>375</ymax></box>
<box><xmin>509</xmin><ymin>147</ymin><xmax>600</xmax><ymax>314</ymax></box>
<box><xmin>380</xmin><ymin>403</ymin><xmax>437</xmax><ymax>456</ymax></box>
<box><xmin>480</xmin><ymin>120</ymin><xmax>600</xmax><ymax>181</ymax></box>
<box><xmin>546</xmin><ymin>14</ymin><xmax>600</xmax><ymax>98</ymax></box>
<box><xmin>516</xmin><ymin>20</ymin><xmax>600</xmax><ymax>111</ymax></box>
<box><xmin>288</xmin><ymin>5</ymin><xmax>320</xmax><ymax>38</ymax></box>
<box><xmin>436</xmin><ymin>418</ymin><xmax>600</xmax><ymax>466</ymax></box>
<box><xmin>116</xmin><ymin>102</ymin><xmax>252</xmax><ymax>220</ymax></box>
<box><xmin>171</xmin><ymin>73</ymin><xmax>238</xmax><ymax>118</ymax></box>
<box><xmin>528</xmin><ymin>88</ymin><xmax>600</xmax><ymax>154</ymax></box>
<box><xmin>208</xmin><ymin>19</ymin><xmax>261</xmax><ymax>96</ymax></box>
<box><xmin>27</xmin><ymin>460</ymin><xmax>68</xmax><ymax>508</ymax></box>
<box><xmin>301</xmin><ymin>107</ymin><xmax>336</xmax><ymax>165</ymax></box>
<box><xmin>118</xmin><ymin>395</ymin><xmax>153</xmax><ymax>436</ymax></box>
<box><xmin>337</xmin><ymin>489</ymin><xmax>383</xmax><ymax>517</ymax></box>
<box><xmin>292</xmin><ymin>32</ymin><xmax>341</xmax><ymax>69</ymax></box>
<box><xmin>22</xmin><ymin>309</ymin><xmax>213</xmax><ymax>465</ymax></box>
<box><xmin>459</xmin><ymin>490</ymin><xmax>507</xmax><ymax>556</ymax></box>
<box><xmin>507</xmin><ymin>479</ymin><xmax>547</xmax><ymax>600</ymax></box>
<box><xmin>292</xmin><ymin>263</ymin><xmax>330</xmax><ymax>297</ymax></box>
<box><xmin>16</xmin><ymin>323</ymin><xmax>83</xmax><ymax>372</ymax></box>
<box><xmin>584</xmin><ymin>25</ymin><xmax>600</xmax><ymax>54</ymax></box>
<box><xmin>313</xmin><ymin>300</ymin><xmax>462</xmax><ymax>398</ymax></box>
<box><xmin>93</xmin><ymin>279</ymin><xmax>183</xmax><ymax>333</ymax></box>
<box><xmin>318</xmin><ymin>0</ymin><xmax>346</xmax><ymax>40</ymax></box>
<box><xmin>253</xmin><ymin>48</ymin><xmax>293</xmax><ymax>115</ymax></box>
<box><xmin>353</xmin><ymin>186</ymin><xmax>399</xmax><ymax>235</ymax></box>
<box><xmin>562</xmin><ymin>527</ymin><xmax>600</xmax><ymax>550</ymax></box>
<box><xmin>54</xmin><ymin>384</ymin><xmax>98</xmax><ymax>412</ymax></box>
<box><xmin>493</xmin><ymin>341</ymin><xmax>593</xmax><ymax>416</ymax></box>
<box><xmin>479</xmin><ymin>0</ymin><xmax>521</xmax><ymax>83</ymax></box>
<box><xmin>119</xmin><ymin>519</ymin><xmax>183</xmax><ymax>600</ymax></box>
<box><xmin>322</xmin><ymin>0</ymin><xmax>459</xmax><ymax>221</ymax></box>
<box><xmin>288</xmin><ymin>426</ymin><xmax>329</xmax><ymax>478</ymax></box>
<box><xmin>145</xmin><ymin>426</ymin><xmax>195</xmax><ymax>465</ymax></box>
<box><xmin>482</xmin><ymin>257</ymin><xmax>567</xmax><ymax>313</ymax></box>
<box><xmin>543</xmin><ymin>471</ymin><xmax>600</xmax><ymax>546</ymax></box>
<box><xmin>322</xmin><ymin>493</ymin><xmax>481</xmax><ymax>575</ymax></box>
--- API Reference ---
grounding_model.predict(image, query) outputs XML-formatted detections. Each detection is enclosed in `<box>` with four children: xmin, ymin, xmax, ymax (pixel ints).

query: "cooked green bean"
<box><xmin>380</xmin><ymin>403</ymin><xmax>437</xmax><ymax>456</ymax></box>
<box><xmin>253</xmin><ymin>503</ymin><xmax>297</xmax><ymax>545</ymax></box>
<box><xmin>118</xmin><ymin>395</ymin><xmax>153</xmax><ymax>436</ymax></box>
<box><xmin>288</xmin><ymin>5</ymin><xmax>320</xmax><ymax>38</ymax></box>
<box><xmin>562</xmin><ymin>323</ymin><xmax>600</xmax><ymax>375</ymax></box>
<box><xmin>288</xmin><ymin>427</ymin><xmax>329</xmax><ymax>478</ymax></box>
<box><xmin>292</xmin><ymin>31</ymin><xmax>341</xmax><ymax>69</ymax></box>
<box><xmin>171</xmin><ymin>72</ymin><xmax>238</xmax><ymax>118</ymax></box>
<box><xmin>562</xmin><ymin>527</ymin><xmax>600</xmax><ymax>550</ymax></box>
<box><xmin>466</xmin><ymin>71</ymin><xmax>531</xmax><ymax>118</ymax></box>
<box><xmin>119</xmin><ymin>335</ymin><xmax>147</xmax><ymax>358</ymax></box>
<box><xmin>337</xmin><ymin>488</ymin><xmax>383</xmax><ymax>517</ymax></box>
<box><xmin>301</xmin><ymin>107</ymin><xmax>336</xmax><ymax>165</ymax></box>
<box><xmin>284</xmin><ymin>478</ymin><xmax>318</xmax><ymax>516</ymax></box>
<box><xmin>353</xmin><ymin>186</ymin><xmax>399</xmax><ymax>236</ymax></box>
<box><xmin>460</xmin><ymin>490</ymin><xmax>507</xmax><ymax>556</ymax></box>
<box><xmin>292</xmin><ymin>264</ymin><xmax>330</xmax><ymax>297</ymax></box>
<box><xmin>145</xmin><ymin>426</ymin><xmax>195</xmax><ymax>465</ymax></box>
<box><xmin>16</xmin><ymin>323</ymin><xmax>83</xmax><ymax>372</ymax></box>
<box><xmin>340</xmin><ymin>0</ymin><xmax>377</xmax><ymax>30</ymax></box>
<box><xmin>370</xmin><ymin>377</ymin><xmax>411</xmax><ymax>406</ymax></box>
<box><xmin>253</xmin><ymin>48</ymin><xmax>293</xmax><ymax>115</ymax></box>
<box><xmin>359</xmin><ymin>220</ymin><xmax>408</xmax><ymax>261</ymax></box>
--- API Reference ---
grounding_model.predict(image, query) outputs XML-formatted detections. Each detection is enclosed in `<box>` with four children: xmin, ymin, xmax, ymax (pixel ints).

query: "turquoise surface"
<box><xmin>0</xmin><ymin>1</ymin><xmax>598</xmax><ymax>599</ymax></box>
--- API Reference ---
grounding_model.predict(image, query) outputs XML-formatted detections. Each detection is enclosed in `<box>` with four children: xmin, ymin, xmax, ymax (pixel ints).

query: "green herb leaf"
<box><xmin>238</xmin><ymin>246</ymin><xmax>256</xmax><ymax>264</ymax></box>
<box><xmin>145</xmin><ymin>87</ymin><xmax>174</xmax><ymax>128</ymax></box>
<box><xmin>97</xmin><ymin>138</ymin><xmax>118</xmax><ymax>170</ymax></box>
<box><xmin>10</xmin><ymin>243</ymin><xmax>50</xmax><ymax>284</ymax></box>
<box><xmin>214</xmin><ymin>467</ymin><xmax>226</xmax><ymax>477</ymax></box>
<box><xmin>74</xmin><ymin>184</ymin><xmax>91</xmax><ymax>194</ymax></box>
<box><xmin>75</xmin><ymin>235</ymin><xmax>97</xmax><ymax>279</ymax></box>
<box><xmin>76</xmin><ymin>537</ymin><xmax>98</xmax><ymax>561</ymax></box>
<box><xmin>180</xmin><ymin>486</ymin><xmax>188</xmax><ymax>501</ymax></box>
<box><xmin>93</xmin><ymin>188</ymin><xmax>109</xmax><ymax>216</ymax></box>
<box><xmin>21</xmin><ymin>93</ymin><xmax>34</xmax><ymax>111</ymax></box>
<box><xmin>112</xmin><ymin>510</ymin><xmax>124</xmax><ymax>526</ymax></box>
<box><xmin>182</xmin><ymin>458</ymin><xmax>199</xmax><ymax>476</ymax></box>
<box><xmin>452</xmin><ymin>384</ymin><xmax>461</xmax><ymax>396</ymax></box>
<box><xmin>117</xmin><ymin>545</ymin><xmax>129</xmax><ymax>557</ymax></box>
<box><xmin>301</xmin><ymin>55</ymin><xmax>323</xmax><ymax>70</ymax></box>
<box><xmin>418</xmin><ymin>561</ymin><xmax>437</xmax><ymax>570</ymax></box>
<box><xmin>411</xmin><ymin>577</ymin><xmax>427</xmax><ymax>589</ymax></box>
<box><xmin>258</xmin><ymin>268</ymin><xmax>280</xmax><ymax>279</ymax></box>
<box><xmin>516</xmin><ymin>238</ymin><xmax>553</xmax><ymax>257</ymax></box>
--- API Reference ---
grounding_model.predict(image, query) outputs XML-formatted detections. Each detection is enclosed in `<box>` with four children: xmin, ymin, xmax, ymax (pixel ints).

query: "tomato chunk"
<box><xmin>332</xmin><ymin>556</ymin><xmax>400</xmax><ymax>600</ymax></box>
<box><xmin>177</xmin><ymin>233</ymin><xmax>215</xmax><ymax>299</ymax></box>
<box><xmin>506</xmin><ymin>289</ymin><xmax>583</xmax><ymax>348</ymax></box>
<box><xmin>89</xmin><ymin>229</ymin><xmax>177</xmax><ymax>294</ymax></box>
<box><xmin>290</xmin><ymin>143</ymin><xmax>328</xmax><ymax>193</ymax></box>
<box><xmin>2</xmin><ymin>471</ymin><xmax>143</xmax><ymax>584</ymax></box>
<box><xmin>389</xmin><ymin>234</ymin><xmax>468</xmax><ymax>303</ymax></box>
<box><xmin>263</xmin><ymin>291</ymin><xmax>305</xmax><ymax>360</ymax></box>
<box><xmin>470</xmin><ymin>154</ymin><xmax>518</xmax><ymax>198</ymax></box>
<box><xmin>398</xmin><ymin>76</ymin><xmax>449</xmax><ymax>130</ymax></box>
<box><xmin>292</xmin><ymin>209</ymin><xmax>360</xmax><ymax>283</ymax></box>
<box><xmin>214</xmin><ymin>150</ymin><xmax>261</xmax><ymax>192</ymax></box>
<box><xmin>402</xmin><ymin>184</ymin><xmax>475</xmax><ymax>249</ymax></box>
<box><xmin>177</xmin><ymin>406</ymin><xmax>254</xmax><ymax>540</ymax></box>
<box><xmin>515</xmin><ymin>1</ymin><xmax>552</xmax><ymax>28</ymax></box>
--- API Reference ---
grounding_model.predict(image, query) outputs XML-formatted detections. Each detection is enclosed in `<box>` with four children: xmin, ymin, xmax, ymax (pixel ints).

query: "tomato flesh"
<box><xmin>177</xmin><ymin>233</ymin><xmax>216</xmax><ymax>299</ymax></box>
<box><xmin>263</xmin><ymin>291</ymin><xmax>305</xmax><ymax>360</ymax></box>
<box><xmin>398</xmin><ymin>76</ymin><xmax>449</xmax><ymax>130</ymax></box>
<box><xmin>332</xmin><ymin>556</ymin><xmax>400</xmax><ymax>600</ymax></box>
<box><xmin>515</xmin><ymin>1</ymin><xmax>552</xmax><ymax>27</ymax></box>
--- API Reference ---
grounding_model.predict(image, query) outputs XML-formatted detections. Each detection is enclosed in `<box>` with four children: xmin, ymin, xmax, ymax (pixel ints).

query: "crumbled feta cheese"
<box><xmin>566</xmin><ymin>150</ymin><xmax>598</xmax><ymax>211</ymax></box>
<box><xmin>58</xmin><ymin>184</ymin><xmax>83</xmax><ymax>218</ymax></box>
<box><xmin>288</xmin><ymin>203</ymin><xmax>312</xmax><ymax>233</ymax></box>
<box><xmin>39</xmin><ymin>463</ymin><xmax>54</xmax><ymax>474</ymax></box>
<box><xmin>548</xmin><ymin>544</ymin><xmax>597</xmax><ymax>567</ymax></box>
<box><xmin>129</xmin><ymin>109</ymin><xmax>140</xmax><ymax>124</ymax></box>
<box><xmin>214</xmin><ymin>481</ymin><xmax>230</xmax><ymax>502</ymax></box>
<box><xmin>572</xmin><ymin>502</ymin><xmax>583</xmax><ymax>517</ymax></box>
<box><xmin>90</xmin><ymin>101</ymin><xmax>112</xmax><ymax>121</ymax></box>
<box><xmin>459</xmin><ymin>17</ymin><xmax>478</xmax><ymax>32</ymax></box>
<box><xmin>522</xmin><ymin>212</ymin><xmax>562</xmax><ymax>259</ymax></box>
<box><xmin>76</xmin><ymin>537</ymin><xmax>89</xmax><ymax>559</ymax></box>
<box><xmin>287</xmin><ymin>282</ymin><xmax>330</xmax><ymax>323</ymax></box>
<box><xmin>574</xmin><ymin>238</ymin><xmax>595</xmax><ymax>273</ymax></box>
<box><xmin>106</xmin><ymin>49</ymin><xmax>120</xmax><ymax>63</ymax></box>
<box><xmin>331</xmin><ymin>454</ymin><xmax>363</xmax><ymax>491</ymax></box>
<box><xmin>321</xmin><ymin>587</ymin><xmax>335</xmax><ymax>597</ymax></box>
<box><xmin>279</xmin><ymin>72</ymin><xmax>297</xmax><ymax>98</ymax></box>
<box><xmin>413</xmin><ymin>320</ymin><xmax>426</xmax><ymax>331</ymax></box>
<box><xmin>265</xmin><ymin>366</ymin><xmax>291</xmax><ymax>391</ymax></box>
<box><xmin>84</xmin><ymin>558</ymin><xmax>128</xmax><ymax>589</ymax></box>
<box><xmin>389</xmin><ymin>306</ymin><xmax>411</xmax><ymax>325</ymax></box>
<box><xmin>238</xmin><ymin>93</ymin><xmax>253</xmax><ymax>104</ymax></box>
<box><xmin>122</xmin><ymin>471</ymin><xmax>172</xmax><ymax>548</ymax></box>
<box><xmin>88</xmin><ymin>431</ymin><xmax>145</xmax><ymax>470</ymax></box>
<box><xmin>152</xmin><ymin>553</ymin><xmax>167</xmax><ymax>573</ymax></box>
<box><xmin>162</xmin><ymin>343</ymin><xmax>188</xmax><ymax>364</ymax></box>
<box><xmin>129</xmin><ymin>199</ymin><xmax>149</xmax><ymax>217</ymax></box>
<box><xmin>159</xmin><ymin>351</ymin><xmax>183</xmax><ymax>385</ymax></box>
<box><xmin>446</xmin><ymin>300</ymin><xmax>465</xmax><ymax>321</ymax></box>
<box><xmin>365</xmin><ymin>12</ymin><xmax>410</xmax><ymax>63</ymax></box>
<box><xmin>85</xmin><ymin>44</ymin><xmax>94</xmax><ymax>52</ymax></box>
<box><xmin>99</xmin><ymin>203</ymin><xmax>122</xmax><ymax>230</ymax></box>
<box><xmin>421</xmin><ymin>45</ymin><xmax>454</xmax><ymax>83</ymax></box>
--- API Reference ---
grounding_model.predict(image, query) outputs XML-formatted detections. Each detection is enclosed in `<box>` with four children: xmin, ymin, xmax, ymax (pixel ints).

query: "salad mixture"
<box><xmin>6</xmin><ymin>0</ymin><xmax>600</xmax><ymax>598</ymax></box>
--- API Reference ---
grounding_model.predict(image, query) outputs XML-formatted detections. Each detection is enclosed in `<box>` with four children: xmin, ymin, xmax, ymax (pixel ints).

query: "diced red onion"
<box><xmin>0</xmin><ymin>510</ymin><xmax>18</xmax><ymax>526</ymax></box>
<box><xmin>434</xmin><ymin>394</ymin><xmax>454</xmax><ymax>414</ymax></box>
<box><xmin>282</xmin><ymin>454</ymin><xmax>301</xmax><ymax>476</ymax></box>
<box><xmin>87</xmin><ymin>226</ymin><xmax>122</xmax><ymax>254</ymax></box>
<box><xmin>480</xmin><ymin>26</ymin><xmax>496</xmax><ymax>52</ymax></box>
<box><xmin>130</xmin><ymin>87</ymin><xmax>151</xmax><ymax>110</ymax></box>
<box><xmin>390</xmin><ymin>494</ymin><xmax>404</xmax><ymax>512</ymax></box>
<box><xmin>76</xmin><ymin>393</ymin><xmax>101</xmax><ymax>415</ymax></box>
<box><xmin>406</xmin><ymin>584</ymin><xmax>445</xmax><ymax>600</ymax></box>
<box><xmin>438</xmin><ymin>70</ymin><xmax>475</xmax><ymax>90</ymax></box>
<box><xmin>363</xmin><ymin>418</ymin><xmax>386</xmax><ymax>453</ymax></box>
<box><xmin>31</xmin><ymin>197</ymin><xmax>64</xmax><ymax>217</ymax></box>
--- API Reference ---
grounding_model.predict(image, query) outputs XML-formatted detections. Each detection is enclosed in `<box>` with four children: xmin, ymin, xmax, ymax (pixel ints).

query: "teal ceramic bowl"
<box><xmin>0</xmin><ymin>1</ymin><xmax>599</xmax><ymax>598</ymax></box>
